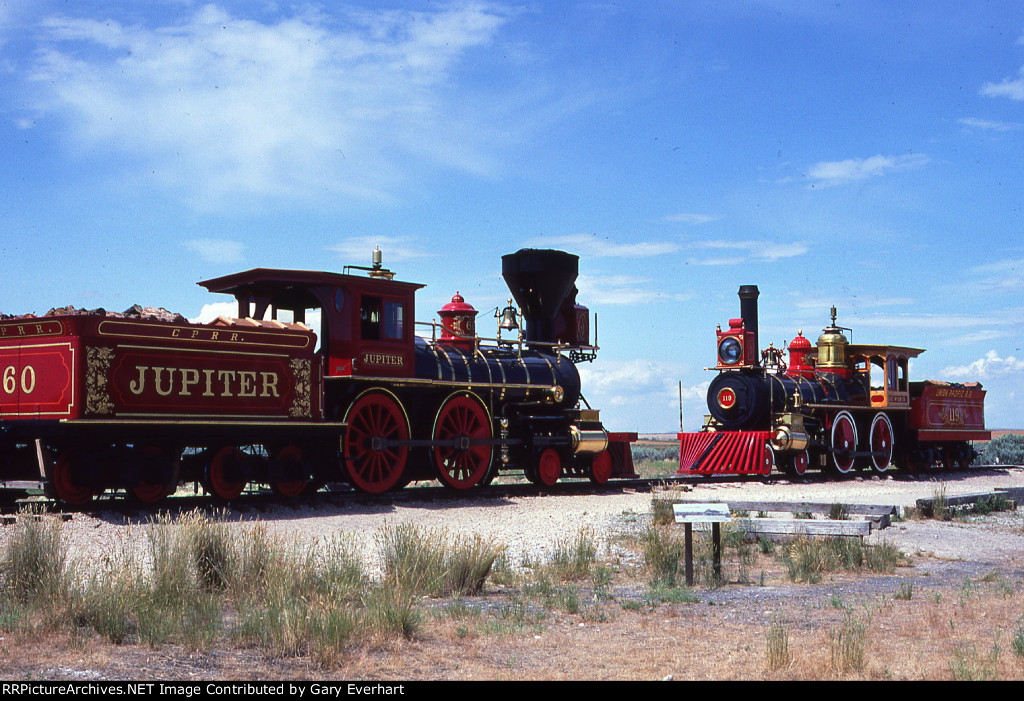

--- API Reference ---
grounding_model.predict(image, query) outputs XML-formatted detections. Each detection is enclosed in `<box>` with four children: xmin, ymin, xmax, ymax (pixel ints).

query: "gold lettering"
<box><xmin>238</xmin><ymin>371</ymin><xmax>256</xmax><ymax>397</ymax></box>
<box><xmin>179</xmin><ymin>368</ymin><xmax>199</xmax><ymax>396</ymax></box>
<box><xmin>202</xmin><ymin>369</ymin><xmax>216</xmax><ymax>396</ymax></box>
<box><xmin>129</xmin><ymin>366</ymin><xmax>149</xmax><ymax>395</ymax></box>
<box><xmin>217</xmin><ymin>370</ymin><xmax>236</xmax><ymax>396</ymax></box>
<box><xmin>260</xmin><ymin>371</ymin><xmax>280</xmax><ymax>397</ymax></box>
<box><xmin>126</xmin><ymin>364</ymin><xmax>287</xmax><ymax>399</ymax></box>
<box><xmin>21</xmin><ymin>366</ymin><xmax>35</xmax><ymax>394</ymax></box>
<box><xmin>363</xmin><ymin>353</ymin><xmax>404</xmax><ymax>366</ymax></box>
<box><xmin>153</xmin><ymin>367</ymin><xmax>174</xmax><ymax>396</ymax></box>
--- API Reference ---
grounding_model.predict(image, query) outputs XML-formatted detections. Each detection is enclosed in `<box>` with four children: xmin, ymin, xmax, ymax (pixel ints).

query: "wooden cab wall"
<box><xmin>199</xmin><ymin>268</ymin><xmax>424</xmax><ymax>380</ymax></box>
<box><xmin>847</xmin><ymin>344</ymin><xmax>923</xmax><ymax>410</ymax></box>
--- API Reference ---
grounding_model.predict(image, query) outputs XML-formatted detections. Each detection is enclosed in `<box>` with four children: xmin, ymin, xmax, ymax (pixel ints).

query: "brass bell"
<box><xmin>497</xmin><ymin>301</ymin><xmax>519</xmax><ymax>330</ymax></box>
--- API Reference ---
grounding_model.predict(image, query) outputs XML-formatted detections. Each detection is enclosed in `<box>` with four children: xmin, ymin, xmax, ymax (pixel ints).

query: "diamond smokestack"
<box><xmin>501</xmin><ymin>249</ymin><xmax>579</xmax><ymax>345</ymax></box>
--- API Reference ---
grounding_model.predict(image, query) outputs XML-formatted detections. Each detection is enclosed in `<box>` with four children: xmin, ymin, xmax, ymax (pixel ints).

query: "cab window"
<box><xmin>361</xmin><ymin>296</ymin><xmax>405</xmax><ymax>341</ymax></box>
<box><xmin>360</xmin><ymin>296</ymin><xmax>382</xmax><ymax>340</ymax></box>
<box><xmin>384</xmin><ymin>302</ymin><xmax>404</xmax><ymax>340</ymax></box>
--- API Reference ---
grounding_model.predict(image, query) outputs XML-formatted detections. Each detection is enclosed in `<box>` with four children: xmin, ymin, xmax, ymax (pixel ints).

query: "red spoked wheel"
<box><xmin>589</xmin><ymin>450</ymin><xmax>613</xmax><ymax>485</ymax></box>
<box><xmin>830</xmin><ymin>411</ymin><xmax>858</xmax><ymax>474</ymax></box>
<box><xmin>270</xmin><ymin>445</ymin><xmax>309</xmax><ymax>498</ymax></box>
<box><xmin>49</xmin><ymin>449</ymin><xmax>97</xmax><ymax>507</ymax></box>
<box><xmin>343</xmin><ymin>390</ymin><xmax>410</xmax><ymax>494</ymax></box>
<box><xmin>130</xmin><ymin>446</ymin><xmax>181</xmax><ymax>504</ymax></box>
<box><xmin>204</xmin><ymin>446</ymin><xmax>247</xmax><ymax>500</ymax></box>
<box><xmin>535</xmin><ymin>448</ymin><xmax>562</xmax><ymax>487</ymax></box>
<box><xmin>432</xmin><ymin>394</ymin><xmax>493</xmax><ymax>490</ymax></box>
<box><xmin>869</xmin><ymin>413</ymin><xmax>894</xmax><ymax>473</ymax></box>
<box><xmin>786</xmin><ymin>449</ymin><xmax>810</xmax><ymax>477</ymax></box>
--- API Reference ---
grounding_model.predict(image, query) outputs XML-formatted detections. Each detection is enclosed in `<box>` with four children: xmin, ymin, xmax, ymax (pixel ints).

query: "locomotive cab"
<box><xmin>199</xmin><ymin>265</ymin><xmax>424</xmax><ymax>380</ymax></box>
<box><xmin>846</xmin><ymin>345</ymin><xmax>921</xmax><ymax>410</ymax></box>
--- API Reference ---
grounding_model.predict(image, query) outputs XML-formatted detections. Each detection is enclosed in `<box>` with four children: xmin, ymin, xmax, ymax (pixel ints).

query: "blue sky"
<box><xmin>2</xmin><ymin>1</ymin><xmax>1024</xmax><ymax>432</ymax></box>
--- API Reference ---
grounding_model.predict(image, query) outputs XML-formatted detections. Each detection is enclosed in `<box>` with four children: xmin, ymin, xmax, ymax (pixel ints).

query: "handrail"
<box><xmin>413</xmin><ymin>320</ymin><xmax>598</xmax><ymax>358</ymax></box>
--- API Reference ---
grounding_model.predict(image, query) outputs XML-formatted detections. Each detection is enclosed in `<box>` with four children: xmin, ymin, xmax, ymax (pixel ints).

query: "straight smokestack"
<box><xmin>738</xmin><ymin>285</ymin><xmax>759</xmax><ymax>365</ymax></box>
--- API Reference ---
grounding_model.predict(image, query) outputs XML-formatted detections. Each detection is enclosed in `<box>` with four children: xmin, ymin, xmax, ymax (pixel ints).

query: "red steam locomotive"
<box><xmin>678</xmin><ymin>286</ymin><xmax>990</xmax><ymax>476</ymax></box>
<box><xmin>0</xmin><ymin>249</ymin><xmax>636</xmax><ymax>506</ymax></box>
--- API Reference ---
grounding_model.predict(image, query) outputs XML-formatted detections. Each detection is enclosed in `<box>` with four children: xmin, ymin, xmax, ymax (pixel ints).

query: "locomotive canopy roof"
<box><xmin>199</xmin><ymin>267</ymin><xmax>425</xmax><ymax>297</ymax></box>
<box><xmin>198</xmin><ymin>267</ymin><xmax>425</xmax><ymax>319</ymax></box>
<box><xmin>845</xmin><ymin>343</ymin><xmax>925</xmax><ymax>359</ymax></box>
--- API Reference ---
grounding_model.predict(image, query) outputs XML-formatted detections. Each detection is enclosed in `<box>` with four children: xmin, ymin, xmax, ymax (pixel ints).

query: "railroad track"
<box><xmin>2</xmin><ymin>464</ymin><xmax>1018</xmax><ymax>518</ymax></box>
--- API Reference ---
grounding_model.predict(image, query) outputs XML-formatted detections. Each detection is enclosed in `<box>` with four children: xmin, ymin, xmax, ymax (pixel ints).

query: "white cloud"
<box><xmin>327</xmin><ymin>236</ymin><xmax>434</xmax><ymax>265</ymax></box>
<box><xmin>686</xmin><ymin>240</ymin><xmax>809</xmax><ymax>265</ymax></box>
<box><xmin>579</xmin><ymin>359</ymin><xmax>667</xmax><ymax>394</ymax></box>
<box><xmin>805</xmin><ymin>153</ymin><xmax>929</xmax><ymax>187</ymax></box>
<box><xmin>25</xmin><ymin>4</ymin><xmax>511</xmax><ymax>209</ymax></box>
<box><xmin>958</xmin><ymin>117</ymin><xmax>1022</xmax><ymax>132</ymax></box>
<box><xmin>525</xmin><ymin>232</ymin><xmax>679</xmax><ymax>258</ymax></box>
<box><xmin>577</xmin><ymin>359</ymin><xmax>707</xmax><ymax>431</ymax></box>
<box><xmin>941</xmin><ymin>329</ymin><xmax>1009</xmax><ymax>347</ymax></box>
<box><xmin>575</xmin><ymin>273</ymin><xmax>692</xmax><ymax>306</ymax></box>
<box><xmin>854</xmin><ymin>313</ymin><xmax>1000</xmax><ymax>330</ymax></box>
<box><xmin>190</xmin><ymin>300</ymin><xmax>322</xmax><ymax>337</ymax></box>
<box><xmin>786</xmin><ymin>292</ymin><xmax>917</xmax><ymax>316</ymax></box>
<box><xmin>184</xmin><ymin>238</ymin><xmax>245</xmax><ymax>264</ymax></box>
<box><xmin>962</xmin><ymin>257</ymin><xmax>1024</xmax><ymax>293</ymax></box>
<box><xmin>190</xmin><ymin>301</ymin><xmax>239</xmax><ymax>324</ymax></box>
<box><xmin>662</xmin><ymin>212</ymin><xmax>718</xmax><ymax>226</ymax></box>
<box><xmin>981</xmin><ymin>66</ymin><xmax>1024</xmax><ymax>101</ymax></box>
<box><xmin>943</xmin><ymin>350</ymin><xmax>1024</xmax><ymax>379</ymax></box>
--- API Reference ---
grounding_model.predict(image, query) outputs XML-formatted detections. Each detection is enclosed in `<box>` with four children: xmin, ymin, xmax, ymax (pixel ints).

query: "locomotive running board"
<box><xmin>677</xmin><ymin>431</ymin><xmax>773</xmax><ymax>475</ymax></box>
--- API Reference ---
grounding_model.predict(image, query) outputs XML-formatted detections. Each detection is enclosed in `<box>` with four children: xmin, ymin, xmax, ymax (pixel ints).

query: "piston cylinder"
<box><xmin>770</xmin><ymin>413</ymin><xmax>810</xmax><ymax>451</ymax></box>
<box><xmin>570</xmin><ymin>425</ymin><xmax>609</xmax><ymax>454</ymax></box>
<box><xmin>771</xmin><ymin>425</ymin><xmax>809</xmax><ymax>452</ymax></box>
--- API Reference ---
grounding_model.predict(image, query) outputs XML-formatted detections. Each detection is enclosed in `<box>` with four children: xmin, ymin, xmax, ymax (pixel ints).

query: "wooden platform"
<box><xmin>665</xmin><ymin>498</ymin><xmax>894</xmax><ymax>540</ymax></box>
<box><xmin>730</xmin><ymin>517</ymin><xmax>870</xmax><ymax>537</ymax></box>
<box><xmin>914</xmin><ymin>488</ymin><xmax>1020</xmax><ymax>515</ymax></box>
<box><xmin>669</xmin><ymin>500</ymin><xmax>881</xmax><ymax>584</ymax></box>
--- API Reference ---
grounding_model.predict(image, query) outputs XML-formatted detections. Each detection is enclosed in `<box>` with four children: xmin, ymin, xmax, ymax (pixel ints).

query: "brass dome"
<box><xmin>816</xmin><ymin>307</ymin><xmax>849</xmax><ymax>371</ymax></box>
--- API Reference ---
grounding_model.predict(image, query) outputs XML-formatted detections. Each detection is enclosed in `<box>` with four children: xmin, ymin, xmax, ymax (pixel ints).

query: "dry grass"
<box><xmin>4</xmin><ymin>579</ymin><xmax>1024</xmax><ymax>681</ymax></box>
<box><xmin>2</xmin><ymin>508</ymin><xmax>1024</xmax><ymax>681</ymax></box>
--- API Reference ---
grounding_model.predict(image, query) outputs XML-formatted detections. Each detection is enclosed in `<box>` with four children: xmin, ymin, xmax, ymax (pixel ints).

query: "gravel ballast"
<box><xmin>8</xmin><ymin>467</ymin><xmax>1022</xmax><ymax>572</ymax></box>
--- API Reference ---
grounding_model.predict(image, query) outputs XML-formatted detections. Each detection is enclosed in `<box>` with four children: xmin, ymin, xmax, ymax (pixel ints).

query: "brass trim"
<box><xmin>96</xmin><ymin>320</ymin><xmax>313</xmax><ymax>350</ymax></box>
<box><xmin>59</xmin><ymin>418</ymin><xmax>345</xmax><ymax>429</ymax></box>
<box><xmin>116</xmin><ymin>344</ymin><xmax>291</xmax><ymax>359</ymax></box>
<box><xmin>803</xmin><ymin>403</ymin><xmax>911</xmax><ymax>412</ymax></box>
<box><xmin>324</xmin><ymin>375</ymin><xmax>549</xmax><ymax>392</ymax></box>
